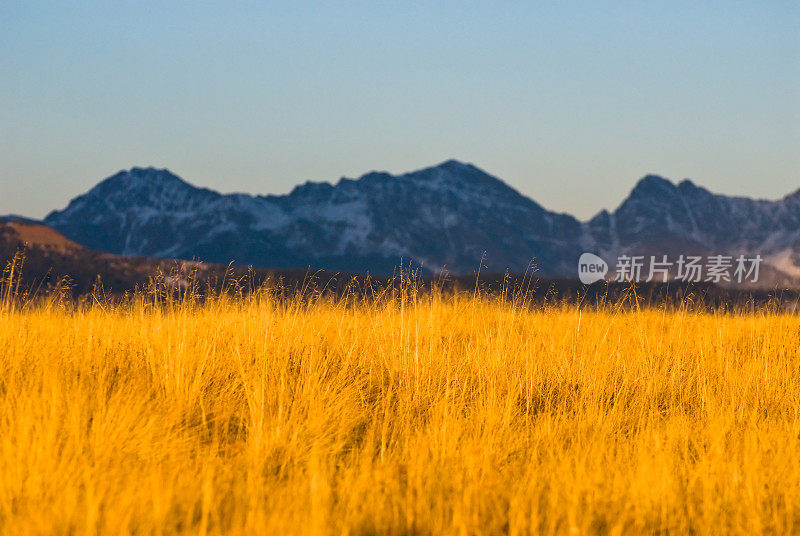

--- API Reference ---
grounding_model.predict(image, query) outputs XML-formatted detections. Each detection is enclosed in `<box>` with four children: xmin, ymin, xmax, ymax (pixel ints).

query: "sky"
<box><xmin>1</xmin><ymin>1</ymin><xmax>798</xmax><ymax>220</ymax></box>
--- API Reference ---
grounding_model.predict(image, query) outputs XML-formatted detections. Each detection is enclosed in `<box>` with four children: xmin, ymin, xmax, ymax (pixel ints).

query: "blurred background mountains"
<box><xmin>4</xmin><ymin>160</ymin><xmax>800</xmax><ymax>292</ymax></box>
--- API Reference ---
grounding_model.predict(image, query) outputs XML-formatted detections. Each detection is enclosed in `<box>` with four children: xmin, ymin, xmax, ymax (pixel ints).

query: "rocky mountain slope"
<box><xmin>585</xmin><ymin>175</ymin><xmax>800</xmax><ymax>281</ymax></box>
<box><xmin>43</xmin><ymin>161</ymin><xmax>583</xmax><ymax>275</ymax></box>
<box><xmin>36</xmin><ymin>161</ymin><xmax>800</xmax><ymax>282</ymax></box>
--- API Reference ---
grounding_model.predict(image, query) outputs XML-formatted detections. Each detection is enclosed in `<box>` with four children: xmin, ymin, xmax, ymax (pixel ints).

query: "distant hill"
<box><xmin>7</xmin><ymin>160</ymin><xmax>800</xmax><ymax>286</ymax></box>
<box><xmin>0</xmin><ymin>218</ymin><xmax>192</xmax><ymax>295</ymax></box>
<box><xmin>40</xmin><ymin>161</ymin><xmax>582</xmax><ymax>276</ymax></box>
<box><xmin>0</xmin><ymin>218</ymin><xmax>290</xmax><ymax>296</ymax></box>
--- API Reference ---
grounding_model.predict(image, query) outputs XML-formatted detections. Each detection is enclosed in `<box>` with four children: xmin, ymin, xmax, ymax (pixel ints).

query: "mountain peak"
<box><xmin>44</xmin><ymin>167</ymin><xmax>220</xmax><ymax>231</ymax></box>
<box><xmin>629</xmin><ymin>174</ymin><xmax>677</xmax><ymax>199</ymax></box>
<box><xmin>104</xmin><ymin>167</ymin><xmax>188</xmax><ymax>187</ymax></box>
<box><xmin>635</xmin><ymin>174</ymin><xmax>674</xmax><ymax>188</ymax></box>
<box><xmin>404</xmin><ymin>159</ymin><xmax>513</xmax><ymax>190</ymax></box>
<box><xmin>436</xmin><ymin>159</ymin><xmax>475</xmax><ymax>171</ymax></box>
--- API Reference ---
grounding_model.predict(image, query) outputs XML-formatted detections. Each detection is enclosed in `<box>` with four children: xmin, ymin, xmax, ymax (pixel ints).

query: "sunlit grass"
<box><xmin>1</xmin><ymin>261</ymin><xmax>799</xmax><ymax>534</ymax></box>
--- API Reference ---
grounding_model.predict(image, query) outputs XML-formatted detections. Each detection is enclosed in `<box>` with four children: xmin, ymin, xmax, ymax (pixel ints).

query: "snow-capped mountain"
<box><xmin>42</xmin><ymin>161</ymin><xmax>800</xmax><ymax>281</ymax></box>
<box><xmin>43</xmin><ymin>161</ymin><xmax>584</xmax><ymax>275</ymax></box>
<box><xmin>585</xmin><ymin>175</ymin><xmax>800</xmax><ymax>280</ymax></box>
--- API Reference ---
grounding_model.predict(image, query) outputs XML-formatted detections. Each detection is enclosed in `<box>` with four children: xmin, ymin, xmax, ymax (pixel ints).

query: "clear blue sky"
<box><xmin>2</xmin><ymin>1</ymin><xmax>798</xmax><ymax>219</ymax></box>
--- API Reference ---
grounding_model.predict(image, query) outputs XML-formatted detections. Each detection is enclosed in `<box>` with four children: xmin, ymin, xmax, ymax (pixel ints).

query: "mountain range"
<box><xmin>12</xmin><ymin>160</ymin><xmax>800</xmax><ymax>283</ymax></box>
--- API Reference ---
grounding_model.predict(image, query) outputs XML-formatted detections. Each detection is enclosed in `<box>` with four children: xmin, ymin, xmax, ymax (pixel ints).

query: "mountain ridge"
<box><xmin>29</xmin><ymin>161</ymin><xmax>800</xmax><ymax>282</ymax></box>
<box><xmin>42</xmin><ymin>160</ymin><xmax>584</xmax><ymax>275</ymax></box>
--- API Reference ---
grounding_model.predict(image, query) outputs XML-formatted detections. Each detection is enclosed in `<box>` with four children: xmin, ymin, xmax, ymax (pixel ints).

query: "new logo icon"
<box><xmin>578</xmin><ymin>253</ymin><xmax>608</xmax><ymax>284</ymax></box>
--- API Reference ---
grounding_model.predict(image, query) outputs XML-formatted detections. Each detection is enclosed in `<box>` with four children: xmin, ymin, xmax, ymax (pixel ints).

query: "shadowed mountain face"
<box><xmin>43</xmin><ymin>161</ymin><xmax>584</xmax><ymax>275</ymax></box>
<box><xmin>588</xmin><ymin>176</ymin><xmax>800</xmax><ymax>252</ymax></box>
<box><xmin>585</xmin><ymin>176</ymin><xmax>800</xmax><ymax>280</ymax></box>
<box><xmin>40</xmin><ymin>161</ymin><xmax>800</xmax><ymax>280</ymax></box>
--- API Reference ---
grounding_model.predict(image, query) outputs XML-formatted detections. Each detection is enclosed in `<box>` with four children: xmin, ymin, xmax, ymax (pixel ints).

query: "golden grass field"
<box><xmin>2</xmin><ymin>274</ymin><xmax>800</xmax><ymax>535</ymax></box>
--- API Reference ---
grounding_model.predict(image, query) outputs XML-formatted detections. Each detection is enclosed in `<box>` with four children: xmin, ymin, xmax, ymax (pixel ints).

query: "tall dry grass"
<box><xmin>1</xmin><ymin>263</ymin><xmax>799</xmax><ymax>534</ymax></box>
